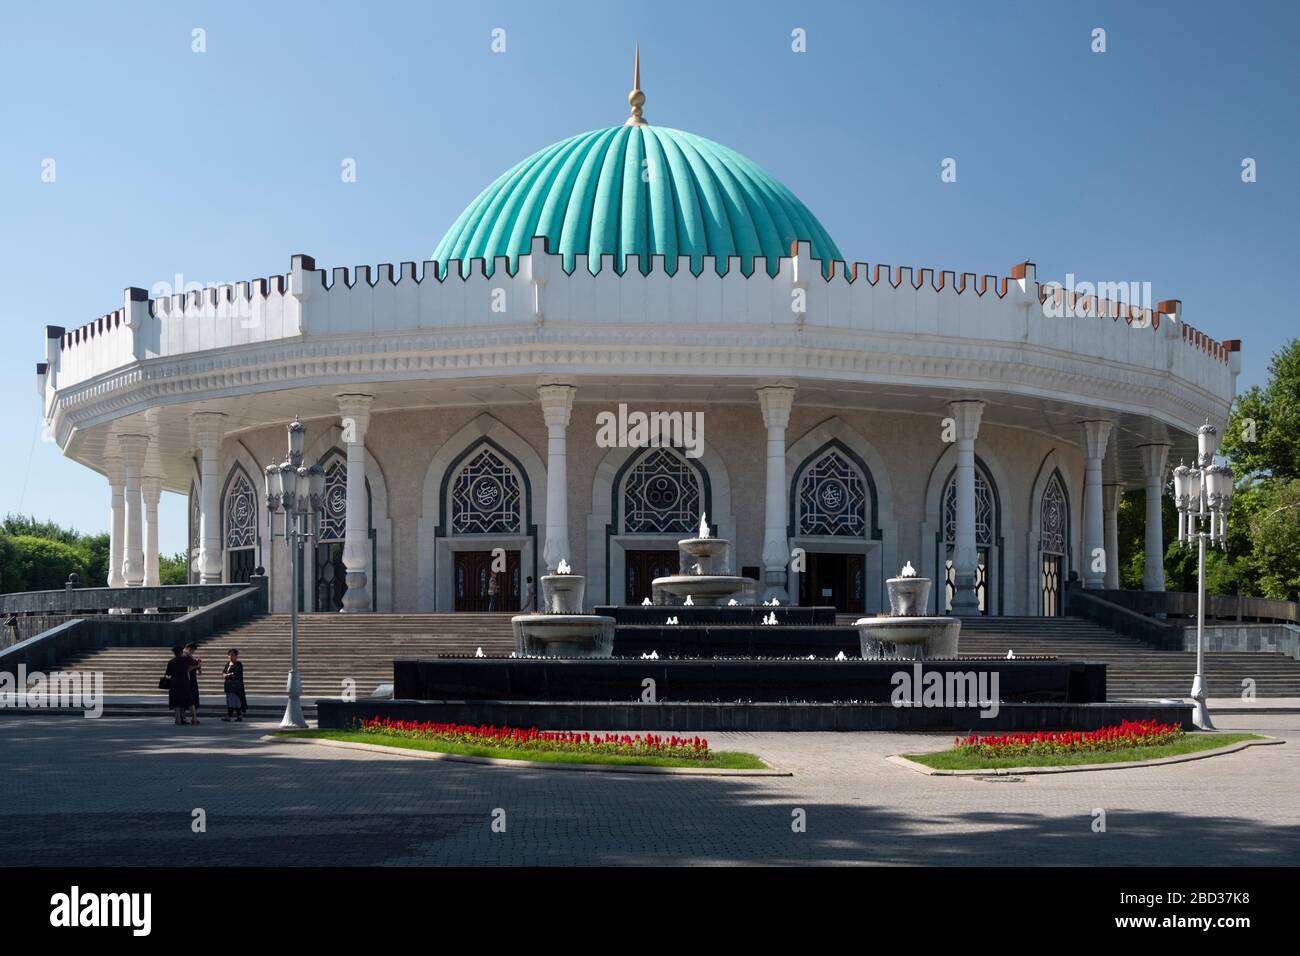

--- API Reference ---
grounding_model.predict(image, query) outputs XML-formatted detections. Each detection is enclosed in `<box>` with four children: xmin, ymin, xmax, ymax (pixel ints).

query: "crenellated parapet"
<box><xmin>39</xmin><ymin>238</ymin><xmax>1239</xmax><ymax>445</ymax></box>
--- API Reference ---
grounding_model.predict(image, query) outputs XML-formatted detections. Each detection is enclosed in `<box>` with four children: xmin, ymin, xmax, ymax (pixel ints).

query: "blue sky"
<box><xmin>2</xmin><ymin>0</ymin><xmax>1296</xmax><ymax>555</ymax></box>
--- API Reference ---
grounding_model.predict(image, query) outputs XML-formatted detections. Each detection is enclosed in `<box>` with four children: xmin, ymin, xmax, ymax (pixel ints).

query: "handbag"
<box><xmin>158</xmin><ymin>673</ymin><xmax>171</xmax><ymax>690</ymax></box>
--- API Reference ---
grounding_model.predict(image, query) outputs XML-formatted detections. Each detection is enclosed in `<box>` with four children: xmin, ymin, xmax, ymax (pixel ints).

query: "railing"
<box><xmin>1092</xmin><ymin>589</ymin><xmax>1299</xmax><ymax>625</ymax></box>
<box><xmin>0</xmin><ymin>583</ymin><xmax>250</xmax><ymax>616</ymax></box>
<box><xmin>0</xmin><ymin>578</ymin><xmax>268</xmax><ymax>674</ymax></box>
<box><xmin>1064</xmin><ymin>586</ymin><xmax>1182</xmax><ymax>650</ymax></box>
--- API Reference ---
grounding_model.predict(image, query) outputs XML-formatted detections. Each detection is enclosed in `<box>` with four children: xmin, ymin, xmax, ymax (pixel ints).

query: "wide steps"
<box><xmin>58</xmin><ymin>613</ymin><xmax>517</xmax><ymax>697</ymax></box>
<box><xmin>954</xmin><ymin>616</ymin><xmax>1300</xmax><ymax>698</ymax></box>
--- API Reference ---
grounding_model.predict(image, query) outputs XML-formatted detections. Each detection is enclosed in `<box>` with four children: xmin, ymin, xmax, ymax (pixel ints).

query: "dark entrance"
<box><xmin>944</xmin><ymin>550</ymin><xmax>990</xmax><ymax>615</ymax></box>
<box><xmin>798</xmin><ymin>551</ymin><xmax>865</xmax><ymax>613</ymax></box>
<box><xmin>1041</xmin><ymin>553</ymin><xmax>1063</xmax><ymax>616</ymax></box>
<box><xmin>314</xmin><ymin>542</ymin><xmax>346</xmax><ymax>612</ymax></box>
<box><xmin>228</xmin><ymin>548</ymin><xmax>256</xmax><ymax>585</ymax></box>
<box><xmin>454</xmin><ymin>550</ymin><xmax>521</xmax><ymax>612</ymax></box>
<box><xmin>624</xmin><ymin>549</ymin><xmax>680</xmax><ymax>605</ymax></box>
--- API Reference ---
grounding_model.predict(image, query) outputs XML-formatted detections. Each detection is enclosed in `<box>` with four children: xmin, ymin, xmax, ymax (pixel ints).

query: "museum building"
<box><xmin>34</xmin><ymin>63</ymin><xmax>1240</xmax><ymax>618</ymax></box>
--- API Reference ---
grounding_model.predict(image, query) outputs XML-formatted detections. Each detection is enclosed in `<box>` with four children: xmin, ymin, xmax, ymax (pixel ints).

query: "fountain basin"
<box><xmin>539</xmin><ymin>573</ymin><xmax>585</xmax><ymax>614</ymax></box>
<box><xmin>511</xmin><ymin>614</ymin><xmax>616</xmax><ymax>658</ymax></box>
<box><xmin>886</xmin><ymin>576</ymin><xmax>932</xmax><ymax>617</ymax></box>
<box><xmin>854</xmin><ymin>616</ymin><xmax>961</xmax><ymax>660</ymax></box>
<box><xmin>677</xmin><ymin>536</ymin><xmax>730</xmax><ymax>574</ymax></box>
<box><xmin>652</xmin><ymin>574</ymin><xmax>754</xmax><ymax>606</ymax></box>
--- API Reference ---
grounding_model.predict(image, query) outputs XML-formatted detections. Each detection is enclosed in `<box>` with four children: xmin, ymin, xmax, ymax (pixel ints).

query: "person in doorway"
<box><xmin>183</xmin><ymin>643</ymin><xmax>203</xmax><ymax>724</ymax></box>
<box><xmin>523</xmin><ymin>575</ymin><xmax>535</xmax><ymax>612</ymax></box>
<box><xmin>487</xmin><ymin>570</ymin><xmax>500</xmax><ymax>611</ymax></box>
<box><xmin>163</xmin><ymin>646</ymin><xmax>195</xmax><ymax>725</ymax></box>
<box><xmin>221</xmin><ymin>649</ymin><xmax>245</xmax><ymax>722</ymax></box>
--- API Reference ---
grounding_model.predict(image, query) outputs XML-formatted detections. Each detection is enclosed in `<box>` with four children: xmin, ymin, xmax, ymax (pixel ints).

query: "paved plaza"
<box><xmin>1</xmin><ymin>714</ymin><xmax>1297</xmax><ymax>866</ymax></box>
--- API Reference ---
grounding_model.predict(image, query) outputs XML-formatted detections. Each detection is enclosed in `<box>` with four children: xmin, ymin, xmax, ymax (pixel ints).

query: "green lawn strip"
<box><xmin>904</xmin><ymin>733</ymin><xmax>1263</xmax><ymax>771</ymax></box>
<box><xmin>275</xmin><ymin>729</ymin><xmax>767</xmax><ymax>770</ymax></box>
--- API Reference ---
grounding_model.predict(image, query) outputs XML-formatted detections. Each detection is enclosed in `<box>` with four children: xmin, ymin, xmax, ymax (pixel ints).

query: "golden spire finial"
<box><xmin>626</xmin><ymin>44</ymin><xmax>647</xmax><ymax>126</ymax></box>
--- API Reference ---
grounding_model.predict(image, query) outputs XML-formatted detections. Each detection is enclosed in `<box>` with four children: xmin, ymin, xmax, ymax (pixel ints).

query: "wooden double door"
<box><xmin>454</xmin><ymin>550</ymin><xmax>521</xmax><ymax>612</ymax></box>
<box><xmin>798</xmin><ymin>551</ymin><xmax>866</xmax><ymax>613</ymax></box>
<box><xmin>624</xmin><ymin>549</ymin><xmax>680</xmax><ymax>605</ymax></box>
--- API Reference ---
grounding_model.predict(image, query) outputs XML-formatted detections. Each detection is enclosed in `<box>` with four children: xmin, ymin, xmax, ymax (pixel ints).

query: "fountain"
<box><xmin>510</xmin><ymin>559</ymin><xmax>615</xmax><ymax>657</ymax></box>
<box><xmin>854</xmin><ymin>562</ymin><xmax>961</xmax><ymax>659</ymax></box>
<box><xmin>650</xmin><ymin>513</ymin><xmax>755</xmax><ymax>605</ymax></box>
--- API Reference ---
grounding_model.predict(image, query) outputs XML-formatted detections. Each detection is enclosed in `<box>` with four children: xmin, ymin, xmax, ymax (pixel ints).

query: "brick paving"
<box><xmin>1</xmin><ymin>714</ymin><xmax>1297</xmax><ymax>866</ymax></box>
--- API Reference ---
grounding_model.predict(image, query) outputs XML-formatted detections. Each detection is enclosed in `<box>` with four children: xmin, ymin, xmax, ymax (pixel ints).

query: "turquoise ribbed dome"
<box><xmin>432</xmin><ymin>125</ymin><xmax>841</xmax><ymax>278</ymax></box>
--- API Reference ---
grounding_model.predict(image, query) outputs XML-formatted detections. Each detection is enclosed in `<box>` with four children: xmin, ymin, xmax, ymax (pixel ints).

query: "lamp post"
<box><xmin>265</xmin><ymin>417</ymin><xmax>326</xmax><ymax>730</ymax></box>
<box><xmin>1171</xmin><ymin>420</ymin><xmax>1234</xmax><ymax>730</ymax></box>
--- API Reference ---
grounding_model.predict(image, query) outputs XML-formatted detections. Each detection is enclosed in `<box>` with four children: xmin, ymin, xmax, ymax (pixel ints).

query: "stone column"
<box><xmin>105</xmin><ymin>454</ymin><xmax>125</xmax><ymax>589</ymax></box>
<box><xmin>1103</xmin><ymin>483</ymin><xmax>1123</xmax><ymax>590</ymax></box>
<box><xmin>756</xmin><ymin>385</ymin><xmax>796</xmax><ymax>603</ymax></box>
<box><xmin>143</xmin><ymin>476</ymin><xmax>162</xmax><ymax>592</ymax></box>
<box><xmin>948</xmin><ymin>400</ymin><xmax>986</xmax><ymax>615</ymax></box>
<box><xmin>539</xmin><ymin>383</ymin><xmax>576</xmax><ymax>572</ymax></box>
<box><xmin>1080</xmin><ymin>420</ymin><xmax>1114</xmax><ymax>590</ymax></box>
<box><xmin>119</xmin><ymin>434</ymin><xmax>149</xmax><ymax>588</ymax></box>
<box><xmin>338</xmin><ymin>393</ymin><xmax>374</xmax><ymax>613</ymax></box>
<box><xmin>192</xmin><ymin>412</ymin><xmax>227</xmax><ymax>585</ymax></box>
<box><xmin>1138</xmin><ymin>443</ymin><xmax>1171</xmax><ymax>593</ymax></box>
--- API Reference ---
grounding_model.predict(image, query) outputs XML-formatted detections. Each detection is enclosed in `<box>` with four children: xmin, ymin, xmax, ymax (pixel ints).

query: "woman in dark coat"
<box><xmin>164</xmin><ymin>646</ymin><xmax>194</xmax><ymax>725</ymax></box>
<box><xmin>183</xmin><ymin>643</ymin><xmax>202</xmax><ymax>724</ymax></box>
<box><xmin>221</xmin><ymin>649</ymin><xmax>245</xmax><ymax>722</ymax></box>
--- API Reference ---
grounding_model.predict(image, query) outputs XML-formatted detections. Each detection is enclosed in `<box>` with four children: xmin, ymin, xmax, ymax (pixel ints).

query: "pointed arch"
<box><xmin>922</xmin><ymin>442</ymin><xmax>1014</xmax><ymax>615</ymax></box>
<box><xmin>219</xmin><ymin>461</ymin><xmax>259</xmax><ymax>583</ymax></box>
<box><xmin>296</xmin><ymin>424</ymin><xmax>393</xmax><ymax>612</ymax></box>
<box><xmin>1027</xmin><ymin>449</ymin><xmax>1081</xmax><ymax>616</ymax></box>
<box><xmin>587</xmin><ymin>438</ymin><xmax>733</xmax><ymax>606</ymax></box>
<box><xmin>418</xmin><ymin>414</ymin><xmax>546</xmax><ymax>611</ymax></box>
<box><xmin>785</xmin><ymin>417</ymin><xmax>898</xmax><ymax>614</ymax></box>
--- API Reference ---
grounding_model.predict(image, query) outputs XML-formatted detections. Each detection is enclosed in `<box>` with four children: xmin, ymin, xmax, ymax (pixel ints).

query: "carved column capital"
<box><xmin>538</xmin><ymin>383</ymin><xmax>577</xmax><ymax>429</ymax></box>
<box><xmin>756</xmin><ymin>385</ymin><xmax>796</xmax><ymax>430</ymax></box>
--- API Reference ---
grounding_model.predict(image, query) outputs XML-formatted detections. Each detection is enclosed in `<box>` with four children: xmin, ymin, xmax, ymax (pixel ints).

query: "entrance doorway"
<box><xmin>624</xmin><ymin>549</ymin><xmax>680</xmax><ymax>605</ymax></box>
<box><xmin>454</xmin><ymin>550</ymin><xmax>521</xmax><ymax>611</ymax></box>
<box><xmin>1041</xmin><ymin>553</ymin><xmax>1063</xmax><ymax>616</ymax></box>
<box><xmin>798</xmin><ymin>551</ymin><xmax>865</xmax><ymax>613</ymax></box>
<box><xmin>314</xmin><ymin>542</ymin><xmax>346</xmax><ymax>612</ymax></box>
<box><xmin>228</xmin><ymin>548</ymin><xmax>256</xmax><ymax>585</ymax></box>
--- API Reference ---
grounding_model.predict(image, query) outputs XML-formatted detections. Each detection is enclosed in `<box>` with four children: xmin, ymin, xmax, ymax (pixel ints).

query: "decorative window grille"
<box><xmin>450</xmin><ymin>447</ymin><xmax>522</xmax><ymax>535</ymax></box>
<box><xmin>224</xmin><ymin>473</ymin><xmax>257</xmax><ymax>549</ymax></box>
<box><xmin>943</xmin><ymin>469</ymin><xmax>994</xmax><ymax>547</ymax></box>
<box><xmin>797</xmin><ymin>450</ymin><xmax>867</xmax><ymax>537</ymax></box>
<box><xmin>1040</xmin><ymin>474</ymin><xmax>1067</xmax><ymax>555</ymax></box>
<box><xmin>319</xmin><ymin>456</ymin><xmax>348</xmax><ymax>542</ymax></box>
<box><xmin>622</xmin><ymin>448</ymin><xmax>701</xmax><ymax>534</ymax></box>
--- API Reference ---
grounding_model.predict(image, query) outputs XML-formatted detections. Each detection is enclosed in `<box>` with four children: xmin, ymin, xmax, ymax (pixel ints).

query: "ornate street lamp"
<box><xmin>265</xmin><ymin>417</ymin><xmax>326</xmax><ymax>729</ymax></box>
<box><xmin>1171</xmin><ymin>420</ymin><xmax>1234</xmax><ymax>730</ymax></box>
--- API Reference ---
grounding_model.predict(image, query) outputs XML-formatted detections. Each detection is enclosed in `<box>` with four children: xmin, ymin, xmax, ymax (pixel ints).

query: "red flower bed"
<box><xmin>952</xmin><ymin>720</ymin><xmax>1183</xmax><ymax>757</ymax></box>
<box><xmin>357</xmin><ymin>717</ymin><xmax>711</xmax><ymax>760</ymax></box>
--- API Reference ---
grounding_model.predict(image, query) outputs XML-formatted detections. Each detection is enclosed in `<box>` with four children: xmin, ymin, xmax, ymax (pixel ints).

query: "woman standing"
<box><xmin>221</xmin><ymin>649</ymin><xmax>245</xmax><ymax>722</ymax></box>
<box><xmin>183</xmin><ymin>643</ymin><xmax>203</xmax><ymax>725</ymax></box>
<box><xmin>163</xmin><ymin>646</ymin><xmax>194</xmax><ymax>725</ymax></box>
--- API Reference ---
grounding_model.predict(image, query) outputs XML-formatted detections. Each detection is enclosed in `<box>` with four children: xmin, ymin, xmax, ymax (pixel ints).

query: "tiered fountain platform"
<box><xmin>318</xmin><ymin>550</ymin><xmax>1192</xmax><ymax>732</ymax></box>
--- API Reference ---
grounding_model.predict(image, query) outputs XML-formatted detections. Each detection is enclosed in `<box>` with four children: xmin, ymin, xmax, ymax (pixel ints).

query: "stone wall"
<box><xmin>1179</xmin><ymin>624</ymin><xmax>1300</xmax><ymax>662</ymax></box>
<box><xmin>217</xmin><ymin>399</ymin><xmax>1086</xmax><ymax>615</ymax></box>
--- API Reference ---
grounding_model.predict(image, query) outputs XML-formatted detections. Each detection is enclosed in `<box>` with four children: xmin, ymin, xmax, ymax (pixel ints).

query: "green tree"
<box><xmin>158</xmin><ymin>552</ymin><xmax>190</xmax><ymax>586</ymax></box>
<box><xmin>1222</xmin><ymin>338</ymin><xmax>1300</xmax><ymax>480</ymax></box>
<box><xmin>3</xmin><ymin>535</ymin><xmax>88</xmax><ymax>591</ymax></box>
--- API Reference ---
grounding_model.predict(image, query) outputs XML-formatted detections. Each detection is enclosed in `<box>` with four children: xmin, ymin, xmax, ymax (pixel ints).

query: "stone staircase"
<box><xmin>58</xmin><ymin>613</ymin><xmax>517</xmax><ymax>698</ymax></box>
<box><xmin>50</xmin><ymin>611</ymin><xmax>1300</xmax><ymax>703</ymax></box>
<box><xmin>957</xmin><ymin>616</ymin><xmax>1300</xmax><ymax>699</ymax></box>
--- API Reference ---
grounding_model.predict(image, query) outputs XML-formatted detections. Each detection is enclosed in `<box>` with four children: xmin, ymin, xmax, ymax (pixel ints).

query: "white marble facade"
<box><xmin>36</xmin><ymin>246</ymin><xmax>1240</xmax><ymax>615</ymax></box>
